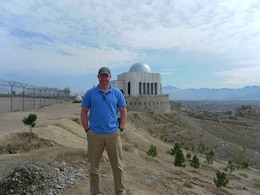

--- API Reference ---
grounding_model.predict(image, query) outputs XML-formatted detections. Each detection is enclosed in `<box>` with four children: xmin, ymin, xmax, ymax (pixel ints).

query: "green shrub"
<box><xmin>253</xmin><ymin>179</ymin><xmax>260</xmax><ymax>189</ymax></box>
<box><xmin>190</xmin><ymin>155</ymin><xmax>200</xmax><ymax>171</ymax></box>
<box><xmin>198</xmin><ymin>141</ymin><xmax>206</xmax><ymax>153</ymax></box>
<box><xmin>22</xmin><ymin>113</ymin><xmax>37</xmax><ymax>143</ymax></box>
<box><xmin>0</xmin><ymin>145</ymin><xmax>6</xmax><ymax>154</ymax></box>
<box><xmin>122</xmin><ymin>144</ymin><xmax>130</xmax><ymax>152</ymax></box>
<box><xmin>227</xmin><ymin>160</ymin><xmax>235</xmax><ymax>174</ymax></box>
<box><xmin>174</xmin><ymin>148</ymin><xmax>185</xmax><ymax>172</ymax></box>
<box><xmin>242</xmin><ymin>161</ymin><xmax>249</xmax><ymax>168</ymax></box>
<box><xmin>169</xmin><ymin>143</ymin><xmax>181</xmax><ymax>156</ymax></box>
<box><xmin>186</xmin><ymin>153</ymin><xmax>191</xmax><ymax>160</ymax></box>
<box><xmin>71</xmin><ymin>117</ymin><xmax>80</xmax><ymax>124</ymax></box>
<box><xmin>147</xmin><ymin>144</ymin><xmax>158</xmax><ymax>157</ymax></box>
<box><xmin>214</xmin><ymin>170</ymin><xmax>229</xmax><ymax>187</ymax></box>
<box><xmin>232</xmin><ymin>149</ymin><xmax>248</xmax><ymax>168</ymax></box>
<box><xmin>206</xmin><ymin>150</ymin><xmax>214</xmax><ymax>165</ymax></box>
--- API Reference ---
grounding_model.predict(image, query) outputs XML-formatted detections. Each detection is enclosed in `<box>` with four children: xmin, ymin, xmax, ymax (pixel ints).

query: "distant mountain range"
<box><xmin>162</xmin><ymin>85</ymin><xmax>260</xmax><ymax>101</ymax></box>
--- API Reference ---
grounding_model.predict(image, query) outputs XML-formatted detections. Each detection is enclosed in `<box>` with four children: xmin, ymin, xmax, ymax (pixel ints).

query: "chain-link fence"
<box><xmin>0</xmin><ymin>80</ymin><xmax>69</xmax><ymax>113</ymax></box>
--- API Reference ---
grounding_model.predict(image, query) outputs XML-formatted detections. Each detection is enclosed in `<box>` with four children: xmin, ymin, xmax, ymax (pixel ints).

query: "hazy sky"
<box><xmin>1</xmin><ymin>0</ymin><xmax>260</xmax><ymax>94</ymax></box>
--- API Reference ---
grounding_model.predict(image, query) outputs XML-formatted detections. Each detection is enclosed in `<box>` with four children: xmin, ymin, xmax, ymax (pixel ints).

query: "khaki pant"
<box><xmin>87</xmin><ymin>129</ymin><xmax>125</xmax><ymax>195</ymax></box>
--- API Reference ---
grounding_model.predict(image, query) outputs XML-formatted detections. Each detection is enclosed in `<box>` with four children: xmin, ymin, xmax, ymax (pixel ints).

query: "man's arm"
<box><xmin>119</xmin><ymin>107</ymin><xmax>127</xmax><ymax>130</ymax></box>
<box><xmin>81</xmin><ymin>107</ymin><xmax>90</xmax><ymax>132</ymax></box>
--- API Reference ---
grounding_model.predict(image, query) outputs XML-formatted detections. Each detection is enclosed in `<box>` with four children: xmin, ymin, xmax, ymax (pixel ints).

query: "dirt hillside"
<box><xmin>0</xmin><ymin>102</ymin><xmax>259</xmax><ymax>195</ymax></box>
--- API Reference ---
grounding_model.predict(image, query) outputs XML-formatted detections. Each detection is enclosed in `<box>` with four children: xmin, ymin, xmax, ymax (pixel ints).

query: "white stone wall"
<box><xmin>110</xmin><ymin>80</ymin><xmax>125</xmax><ymax>93</ymax></box>
<box><xmin>115</xmin><ymin>72</ymin><xmax>161</xmax><ymax>96</ymax></box>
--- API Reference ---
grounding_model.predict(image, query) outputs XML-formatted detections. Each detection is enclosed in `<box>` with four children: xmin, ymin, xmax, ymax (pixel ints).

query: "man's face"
<box><xmin>98</xmin><ymin>73</ymin><xmax>111</xmax><ymax>85</ymax></box>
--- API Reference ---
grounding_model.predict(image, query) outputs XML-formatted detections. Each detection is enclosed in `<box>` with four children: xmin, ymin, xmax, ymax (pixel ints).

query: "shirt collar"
<box><xmin>98</xmin><ymin>84</ymin><xmax>112</xmax><ymax>93</ymax></box>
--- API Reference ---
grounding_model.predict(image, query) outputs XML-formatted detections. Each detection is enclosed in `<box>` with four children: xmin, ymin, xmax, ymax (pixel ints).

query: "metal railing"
<box><xmin>0</xmin><ymin>79</ymin><xmax>69</xmax><ymax>113</ymax></box>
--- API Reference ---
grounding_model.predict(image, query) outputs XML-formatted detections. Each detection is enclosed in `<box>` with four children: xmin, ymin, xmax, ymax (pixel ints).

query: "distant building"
<box><xmin>236</xmin><ymin>105</ymin><xmax>257</xmax><ymax>117</ymax></box>
<box><xmin>110</xmin><ymin>63</ymin><xmax>171</xmax><ymax>113</ymax></box>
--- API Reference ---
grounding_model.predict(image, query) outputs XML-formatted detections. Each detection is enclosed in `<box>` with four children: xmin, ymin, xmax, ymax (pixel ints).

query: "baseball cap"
<box><xmin>98</xmin><ymin>67</ymin><xmax>111</xmax><ymax>75</ymax></box>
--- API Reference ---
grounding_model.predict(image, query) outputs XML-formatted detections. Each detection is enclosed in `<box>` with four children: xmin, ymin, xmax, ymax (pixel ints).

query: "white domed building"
<box><xmin>110</xmin><ymin>63</ymin><xmax>171</xmax><ymax>113</ymax></box>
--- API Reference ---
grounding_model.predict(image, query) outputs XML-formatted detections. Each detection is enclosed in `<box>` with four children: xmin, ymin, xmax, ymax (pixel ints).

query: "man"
<box><xmin>81</xmin><ymin>67</ymin><xmax>127</xmax><ymax>195</ymax></box>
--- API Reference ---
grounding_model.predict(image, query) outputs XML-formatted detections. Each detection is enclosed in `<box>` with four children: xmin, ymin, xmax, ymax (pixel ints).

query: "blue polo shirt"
<box><xmin>81</xmin><ymin>85</ymin><xmax>126</xmax><ymax>134</ymax></box>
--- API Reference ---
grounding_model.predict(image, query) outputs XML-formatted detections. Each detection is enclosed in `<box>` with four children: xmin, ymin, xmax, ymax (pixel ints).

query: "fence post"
<box><xmin>8</xmin><ymin>81</ymin><xmax>16</xmax><ymax>112</ymax></box>
<box><xmin>32</xmin><ymin>87</ymin><xmax>36</xmax><ymax>109</ymax></box>
<box><xmin>21</xmin><ymin>84</ymin><xmax>27</xmax><ymax>111</ymax></box>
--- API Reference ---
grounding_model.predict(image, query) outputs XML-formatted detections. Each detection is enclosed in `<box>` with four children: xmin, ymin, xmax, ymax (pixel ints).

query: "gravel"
<box><xmin>0</xmin><ymin>161</ymin><xmax>87</xmax><ymax>195</ymax></box>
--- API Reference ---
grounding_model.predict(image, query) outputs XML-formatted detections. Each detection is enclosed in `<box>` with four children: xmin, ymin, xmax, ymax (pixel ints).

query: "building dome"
<box><xmin>129</xmin><ymin>63</ymin><xmax>152</xmax><ymax>73</ymax></box>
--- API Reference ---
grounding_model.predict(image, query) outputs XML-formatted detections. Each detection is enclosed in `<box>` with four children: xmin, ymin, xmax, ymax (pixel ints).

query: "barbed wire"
<box><xmin>0</xmin><ymin>79</ymin><xmax>63</xmax><ymax>91</ymax></box>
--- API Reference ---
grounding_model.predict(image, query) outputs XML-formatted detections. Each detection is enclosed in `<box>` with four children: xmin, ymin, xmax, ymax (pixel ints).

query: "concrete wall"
<box><xmin>125</xmin><ymin>94</ymin><xmax>171</xmax><ymax>113</ymax></box>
